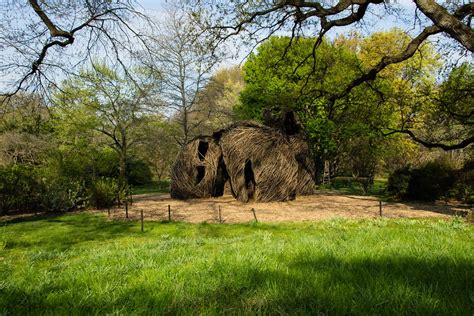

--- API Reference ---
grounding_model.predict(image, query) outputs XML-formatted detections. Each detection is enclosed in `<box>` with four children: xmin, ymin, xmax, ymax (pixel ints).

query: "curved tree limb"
<box><xmin>1</xmin><ymin>1</ymin><xmax>152</xmax><ymax>99</ymax></box>
<box><xmin>414</xmin><ymin>0</ymin><xmax>474</xmax><ymax>52</ymax></box>
<box><xmin>384</xmin><ymin>129</ymin><xmax>474</xmax><ymax>150</ymax></box>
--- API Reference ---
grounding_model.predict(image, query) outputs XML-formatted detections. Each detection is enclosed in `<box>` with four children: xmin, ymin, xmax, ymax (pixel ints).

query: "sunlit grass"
<box><xmin>0</xmin><ymin>213</ymin><xmax>472</xmax><ymax>315</ymax></box>
<box><xmin>131</xmin><ymin>180</ymin><xmax>170</xmax><ymax>195</ymax></box>
<box><xmin>321</xmin><ymin>177</ymin><xmax>388</xmax><ymax>197</ymax></box>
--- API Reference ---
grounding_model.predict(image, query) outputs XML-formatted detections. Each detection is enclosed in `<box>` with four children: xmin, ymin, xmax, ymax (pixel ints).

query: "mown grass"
<box><xmin>131</xmin><ymin>180</ymin><xmax>170</xmax><ymax>195</ymax></box>
<box><xmin>0</xmin><ymin>213</ymin><xmax>472</xmax><ymax>315</ymax></box>
<box><xmin>320</xmin><ymin>177</ymin><xmax>388</xmax><ymax>197</ymax></box>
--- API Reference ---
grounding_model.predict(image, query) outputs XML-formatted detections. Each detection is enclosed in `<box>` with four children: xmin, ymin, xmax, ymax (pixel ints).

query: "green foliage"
<box><xmin>127</xmin><ymin>158</ymin><xmax>153</xmax><ymax>185</ymax></box>
<box><xmin>237</xmin><ymin>36</ymin><xmax>358</xmax><ymax>122</ymax></box>
<box><xmin>387</xmin><ymin>167</ymin><xmax>412</xmax><ymax>199</ymax></box>
<box><xmin>53</xmin><ymin>63</ymin><xmax>158</xmax><ymax>187</ymax></box>
<box><xmin>0</xmin><ymin>213</ymin><xmax>472</xmax><ymax>314</ymax></box>
<box><xmin>451</xmin><ymin>161</ymin><xmax>474</xmax><ymax>204</ymax></box>
<box><xmin>0</xmin><ymin>165</ymin><xmax>39</xmax><ymax>214</ymax></box>
<box><xmin>388</xmin><ymin>161</ymin><xmax>457</xmax><ymax>201</ymax></box>
<box><xmin>0</xmin><ymin>165</ymin><xmax>89</xmax><ymax>214</ymax></box>
<box><xmin>408</xmin><ymin>161</ymin><xmax>456</xmax><ymax>201</ymax></box>
<box><xmin>38</xmin><ymin>176</ymin><xmax>89</xmax><ymax>212</ymax></box>
<box><xmin>237</xmin><ymin>31</ymin><xmax>438</xmax><ymax>182</ymax></box>
<box><xmin>421</xmin><ymin>62</ymin><xmax>474</xmax><ymax>146</ymax></box>
<box><xmin>89</xmin><ymin>177</ymin><xmax>120</xmax><ymax>209</ymax></box>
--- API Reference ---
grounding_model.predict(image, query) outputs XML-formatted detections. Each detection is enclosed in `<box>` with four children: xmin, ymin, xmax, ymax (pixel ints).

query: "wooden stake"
<box><xmin>251</xmin><ymin>208</ymin><xmax>258</xmax><ymax>222</ymax></box>
<box><xmin>125</xmin><ymin>200</ymin><xmax>129</xmax><ymax>219</ymax></box>
<box><xmin>379</xmin><ymin>200</ymin><xmax>383</xmax><ymax>217</ymax></box>
<box><xmin>141</xmin><ymin>209</ymin><xmax>144</xmax><ymax>232</ymax></box>
<box><xmin>168</xmin><ymin>204</ymin><xmax>171</xmax><ymax>222</ymax></box>
<box><xmin>218</xmin><ymin>206</ymin><xmax>222</xmax><ymax>223</ymax></box>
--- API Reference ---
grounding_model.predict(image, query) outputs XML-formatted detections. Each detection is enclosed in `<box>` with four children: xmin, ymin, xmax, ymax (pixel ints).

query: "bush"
<box><xmin>388</xmin><ymin>161</ymin><xmax>456</xmax><ymax>201</ymax></box>
<box><xmin>451</xmin><ymin>160</ymin><xmax>474</xmax><ymax>204</ymax></box>
<box><xmin>127</xmin><ymin>158</ymin><xmax>153</xmax><ymax>185</ymax></box>
<box><xmin>407</xmin><ymin>161</ymin><xmax>456</xmax><ymax>201</ymax></box>
<box><xmin>39</xmin><ymin>177</ymin><xmax>89</xmax><ymax>212</ymax></box>
<box><xmin>0</xmin><ymin>164</ymin><xmax>90</xmax><ymax>215</ymax></box>
<box><xmin>89</xmin><ymin>177</ymin><xmax>121</xmax><ymax>209</ymax></box>
<box><xmin>387</xmin><ymin>167</ymin><xmax>411</xmax><ymax>199</ymax></box>
<box><xmin>0</xmin><ymin>165</ymin><xmax>40</xmax><ymax>214</ymax></box>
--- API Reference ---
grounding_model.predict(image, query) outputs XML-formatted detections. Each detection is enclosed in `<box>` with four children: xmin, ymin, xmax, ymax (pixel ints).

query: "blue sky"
<box><xmin>132</xmin><ymin>0</ymin><xmax>424</xmax><ymax>66</ymax></box>
<box><xmin>0</xmin><ymin>1</ymin><xmax>469</xmax><ymax>93</ymax></box>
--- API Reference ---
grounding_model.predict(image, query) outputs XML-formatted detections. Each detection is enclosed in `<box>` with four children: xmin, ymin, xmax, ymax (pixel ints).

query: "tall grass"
<box><xmin>0</xmin><ymin>213</ymin><xmax>472</xmax><ymax>315</ymax></box>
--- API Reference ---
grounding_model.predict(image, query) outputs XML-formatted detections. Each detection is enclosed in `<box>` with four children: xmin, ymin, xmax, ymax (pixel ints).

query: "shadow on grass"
<box><xmin>0</xmin><ymin>212</ymin><xmax>64</xmax><ymax>224</ymax></box>
<box><xmin>1</xmin><ymin>212</ymin><xmax>138</xmax><ymax>251</ymax></box>
<box><xmin>1</xmin><ymin>213</ymin><xmax>294</xmax><ymax>253</ymax></box>
<box><xmin>1</xmin><ymin>254</ymin><xmax>472</xmax><ymax>315</ymax></box>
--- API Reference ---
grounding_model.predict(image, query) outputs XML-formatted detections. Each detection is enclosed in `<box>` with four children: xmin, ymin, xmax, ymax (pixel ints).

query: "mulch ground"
<box><xmin>103</xmin><ymin>192</ymin><xmax>471</xmax><ymax>223</ymax></box>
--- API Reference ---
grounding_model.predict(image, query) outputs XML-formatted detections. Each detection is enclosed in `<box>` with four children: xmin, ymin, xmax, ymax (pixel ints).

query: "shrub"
<box><xmin>90</xmin><ymin>177</ymin><xmax>120</xmax><ymax>209</ymax></box>
<box><xmin>451</xmin><ymin>160</ymin><xmax>474</xmax><ymax>204</ymax></box>
<box><xmin>0</xmin><ymin>165</ymin><xmax>40</xmax><ymax>214</ymax></box>
<box><xmin>388</xmin><ymin>161</ymin><xmax>456</xmax><ymax>202</ymax></box>
<box><xmin>127</xmin><ymin>158</ymin><xmax>153</xmax><ymax>185</ymax></box>
<box><xmin>387</xmin><ymin>166</ymin><xmax>411</xmax><ymax>199</ymax></box>
<box><xmin>407</xmin><ymin>161</ymin><xmax>456</xmax><ymax>201</ymax></box>
<box><xmin>39</xmin><ymin>177</ymin><xmax>89</xmax><ymax>212</ymax></box>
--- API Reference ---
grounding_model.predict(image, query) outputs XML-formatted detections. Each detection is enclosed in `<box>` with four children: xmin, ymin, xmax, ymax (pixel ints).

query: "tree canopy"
<box><xmin>236</xmin><ymin>30</ymin><xmax>471</xmax><ymax>183</ymax></box>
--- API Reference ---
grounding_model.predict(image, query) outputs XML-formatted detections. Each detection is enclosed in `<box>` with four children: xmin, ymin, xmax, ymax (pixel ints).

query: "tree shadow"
<box><xmin>383</xmin><ymin>201</ymin><xmax>471</xmax><ymax>217</ymax></box>
<box><xmin>1</xmin><ymin>212</ymin><xmax>138</xmax><ymax>251</ymax></box>
<box><xmin>2</xmin><ymin>254</ymin><xmax>472</xmax><ymax>314</ymax></box>
<box><xmin>0</xmin><ymin>211</ymin><xmax>65</xmax><ymax>224</ymax></box>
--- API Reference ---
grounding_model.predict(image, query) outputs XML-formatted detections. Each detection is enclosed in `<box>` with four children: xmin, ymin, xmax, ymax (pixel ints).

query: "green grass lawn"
<box><xmin>0</xmin><ymin>213</ymin><xmax>472</xmax><ymax>315</ymax></box>
<box><xmin>320</xmin><ymin>177</ymin><xmax>389</xmax><ymax>197</ymax></box>
<box><xmin>131</xmin><ymin>180</ymin><xmax>170</xmax><ymax>195</ymax></box>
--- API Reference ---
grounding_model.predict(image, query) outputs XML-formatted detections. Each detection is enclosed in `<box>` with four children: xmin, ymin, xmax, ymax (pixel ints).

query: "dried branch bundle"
<box><xmin>171</xmin><ymin>121</ymin><xmax>315</xmax><ymax>202</ymax></box>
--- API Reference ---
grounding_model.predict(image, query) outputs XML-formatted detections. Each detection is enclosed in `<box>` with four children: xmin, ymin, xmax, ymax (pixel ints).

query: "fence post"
<box><xmin>251</xmin><ymin>208</ymin><xmax>258</xmax><ymax>222</ymax></box>
<box><xmin>141</xmin><ymin>209</ymin><xmax>144</xmax><ymax>232</ymax></box>
<box><xmin>379</xmin><ymin>200</ymin><xmax>383</xmax><ymax>217</ymax></box>
<box><xmin>125</xmin><ymin>200</ymin><xmax>129</xmax><ymax>219</ymax></box>
<box><xmin>168</xmin><ymin>204</ymin><xmax>171</xmax><ymax>222</ymax></box>
<box><xmin>218</xmin><ymin>206</ymin><xmax>222</xmax><ymax>223</ymax></box>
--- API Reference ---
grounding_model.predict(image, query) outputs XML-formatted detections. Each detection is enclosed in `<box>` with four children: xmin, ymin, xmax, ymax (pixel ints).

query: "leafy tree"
<box><xmin>394</xmin><ymin>62</ymin><xmax>474</xmax><ymax>150</ymax></box>
<box><xmin>0</xmin><ymin>93</ymin><xmax>52</xmax><ymax>165</ymax></box>
<box><xmin>237</xmin><ymin>31</ymin><xmax>439</xmax><ymax>183</ymax></box>
<box><xmin>189</xmin><ymin>0</ymin><xmax>473</xmax><ymax>149</ymax></box>
<box><xmin>190</xmin><ymin>66</ymin><xmax>244</xmax><ymax>135</ymax></box>
<box><xmin>54</xmin><ymin>63</ymin><xmax>160</xmax><ymax>191</ymax></box>
<box><xmin>137</xmin><ymin>115</ymin><xmax>180</xmax><ymax>181</ymax></box>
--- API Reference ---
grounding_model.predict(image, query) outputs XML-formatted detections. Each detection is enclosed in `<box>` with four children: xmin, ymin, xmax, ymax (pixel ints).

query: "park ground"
<box><xmin>1</xmin><ymin>189</ymin><xmax>473</xmax><ymax>314</ymax></box>
<box><xmin>0</xmin><ymin>212</ymin><xmax>473</xmax><ymax>314</ymax></box>
<box><xmin>106</xmin><ymin>191</ymin><xmax>469</xmax><ymax>223</ymax></box>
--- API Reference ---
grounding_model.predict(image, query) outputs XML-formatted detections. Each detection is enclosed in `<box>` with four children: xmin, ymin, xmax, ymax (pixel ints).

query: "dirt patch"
<box><xmin>104</xmin><ymin>192</ymin><xmax>469</xmax><ymax>223</ymax></box>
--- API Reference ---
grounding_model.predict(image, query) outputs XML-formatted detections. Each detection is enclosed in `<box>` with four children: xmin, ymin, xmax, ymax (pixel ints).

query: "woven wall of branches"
<box><xmin>170</xmin><ymin>122</ymin><xmax>315</xmax><ymax>202</ymax></box>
